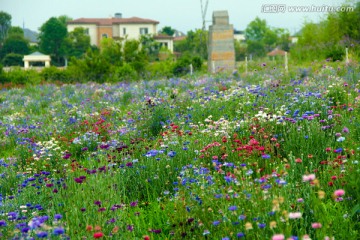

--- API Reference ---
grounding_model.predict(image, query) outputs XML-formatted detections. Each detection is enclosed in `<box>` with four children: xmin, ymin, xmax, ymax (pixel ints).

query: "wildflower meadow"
<box><xmin>0</xmin><ymin>60</ymin><xmax>359</xmax><ymax>239</ymax></box>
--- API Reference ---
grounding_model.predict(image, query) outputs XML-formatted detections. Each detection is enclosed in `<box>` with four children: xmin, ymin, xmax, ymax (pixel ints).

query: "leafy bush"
<box><xmin>145</xmin><ymin>60</ymin><xmax>174</xmax><ymax>79</ymax></box>
<box><xmin>0</xmin><ymin>64</ymin><xmax>9</xmax><ymax>84</ymax></box>
<box><xmin>112</xmin><ymin>63</ymin><xmax>138</xmax><ymax>82</ymax></box>
<box><xmin>6</xmin><ymin>67</ymin><xmax>41</xmax><ymax>85</ymax></box>
<box><xmin>2</xmin><ymin>53</ymin><xmax>24</xmax><ymax>66</ymax></box>
<box><xmin>191</xmin><ymin>56</ymin><xmax>203</xmax><ymax>71</ymax></box>
<box><xmin>325</xmin><ymin>45</ymin><xmax>345</xmax><ymax>61</ymax></box>
<box><xmin>40</xmin><ymin>66</ymin><xmax>70</xmax><ymax>82</ymax></box>
<box><xmin>173</xmin><ymin>56</ymin><xmax>192</xmax><ymax>76</ymax></box>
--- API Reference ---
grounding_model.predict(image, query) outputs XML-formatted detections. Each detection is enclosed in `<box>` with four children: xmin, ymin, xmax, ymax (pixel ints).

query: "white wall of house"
<box><xmin>114</xmin><ymin>23</ymin><xmax>157</xmax><ymax>40</ymax></box>
<box><xmin>156</xmin><ymin>39</ymin><xmax>174</xmax><ymax>53</ymax></box>
<box><xmin>234</xmin><ymin>34</ymin><xmax>245</xmax><ymax>41</ymax></box>
<box><xmin>67</xmin><ymin>24</ymin><xmax>98</xmax><ymax>45</ymax></box>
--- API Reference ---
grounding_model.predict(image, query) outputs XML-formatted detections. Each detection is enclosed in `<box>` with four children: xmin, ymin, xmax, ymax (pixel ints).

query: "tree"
<box><xmin>38</xmin><ymin>17</ymin><xmax>68</xmax><ymax>65</ymax></box>
<box><xmin>140</xmin><ymin>34</ymin><xmax>161</xmax><ymax>61</ymax></box>
<box><xmin>160</xmin><ymin>26</ymin><xmax>175</xmax><ymax>36</ymax></box>
<box><xmin>245</xmin><ymin>17</ymin><xmax>268</xmax><ymax>42</ymax></box>
<box><xmin>8</xmin><ymin>26</ymin><xmax>24</xmax><ymax>36</ymax></box>
<box><xmin>245</xmin><ymin>17</ymin><xmax>290</xmax><ymax>58</ymax></box>
<box><xmin>57</xmin><ymin>15</ymin><xmax>73</xmax><ymax>27</ymax></box>
<box><xmin>0</xmin><ymin>26</ymin><xmax>30</xmax><ymax>62</ymax></box>
<box><xmin>67</xmin><ymin>27</ymin><xmax>91</xmax><ymax>58</ymax></box>
<box><xmin>174</xmin><ymin>29</ymin><xmax>208</xmax><ymax>59</ymax></box>
<box><xmin>0</xmin><ymin>11</ymin><xmax>11</xmax><ymax>46</ymax></box>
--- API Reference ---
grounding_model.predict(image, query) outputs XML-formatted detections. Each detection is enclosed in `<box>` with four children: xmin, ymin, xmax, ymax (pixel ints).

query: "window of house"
<box><xmin>84</xmin><ymin>28</ymin><xmax>89</xmax><ymax>35</ymax></box>
<box><xmin>123</xmin><ymin>28</ymin><xmax>126</xmax><ymax>36</ymax></box>
<box><xmin>102</xmin><ymin>33</ymin><xmax>108</xmax><ymax>38</ymax></box>
<box><xmin>139</xmin><ymin>27</ymin><xmax>149</xmax><ymax>35</ymax></box>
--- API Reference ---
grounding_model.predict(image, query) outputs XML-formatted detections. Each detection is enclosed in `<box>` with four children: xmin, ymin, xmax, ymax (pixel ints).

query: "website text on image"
<box><xmin>261</xmin><ymin>4</ymin><xmax>354</xmax><ymax>13</ymax></box>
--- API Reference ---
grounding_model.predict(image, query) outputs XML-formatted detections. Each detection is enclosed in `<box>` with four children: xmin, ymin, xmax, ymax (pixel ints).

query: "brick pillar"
<box><xmin>208</xmin><ymin>11</ymin><xmax>235</xmax><ymax>73</ymax></box>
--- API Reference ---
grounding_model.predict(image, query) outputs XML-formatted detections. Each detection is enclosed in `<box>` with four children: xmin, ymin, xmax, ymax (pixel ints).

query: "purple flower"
<box><xmin>36</xmin><ymin>232</ymin><xmax>48</xmax><ymax>238</ymax></box>
<box><xmin>53</xmin><ymin>227</ymin><xmax>65</xmax><ymax>235</ymax></box>
<box><xmin>237</xmin><ymin>232</ymin><xmax>245</xmax><ymax>238</ymax></box>
<box><xmin>21</xmin><ymin>227</ymin><xmax>30</xmax><ymax>233</ymax></box>
<box><xmin>94</xmin><ymin>201</ymin><xmax>101</xmax><ymax>206</ymax></box>
<box><xmin>167</xmin><ymin>151</ymin><xmax>176</xmax><ymax>158</ymax></box>
<box><xmin>228</xmin><ymin>206</ymin><xmax>237</xmax><ymax>211</ymax></box>
<box><xmin>0</xmin><ymin>220</ymin><xmax>7</xmax><ymax>227</ymax></box>
<box><xmin>130</xmin><ymin>201</ymin><xmax>138</xmax><ymax>207</ymax></box>
<box><xmin>54</xmin><ymin>214</ymin><xmax>62</xmax><ymax>220</ymax></box>
<box><xmin>127</xmin><ymin>225</ymin><xmax>134</xmax><ymax>231</ymax></box>
<box><xmin>213</xmin><ymin>220</ymin><xmax>221</xmax><ymax>226</ymax></box>
<box><xmin>258</xmin><ymin>223</ymin><xmax>266</xmax><ymax>228</ymax></box>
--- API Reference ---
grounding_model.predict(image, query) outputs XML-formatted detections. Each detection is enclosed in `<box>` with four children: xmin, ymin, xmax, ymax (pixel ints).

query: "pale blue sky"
<box><xmin>1</xmin><ymin>0</ymin><xmax>353</xmax><ymax>34</ymax></box>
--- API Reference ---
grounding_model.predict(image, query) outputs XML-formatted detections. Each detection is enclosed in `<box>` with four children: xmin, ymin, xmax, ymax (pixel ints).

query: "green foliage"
<box><xmin>2</xmin><ymin>53</ymin><xmax>23</xmax><ymax>66</ymax></box>
<box><xmin>123</xmin><ymin>39</ymin><xmax>147</xmax><ymax>73</ymax></box>
<box><xmin>0</xmin><ymin>11</ymin><xmax>11</xmax><ymax>45</ymax></box>
<box><xmin>140</xmin><ymin>35</ymin><xmax>161</xmax><ymax>62</ymax></box>
<box><xmin>191</xmin><ymin>56</ymin><xmax>203</xmax><ymax>71</ymax></box>
<box><xmin>325</xmin><ymin>45</ymin><xmax>345</xmax><ymax>61</ymax></box>
<box><xmin>38</xmin><ymin>17</ymin><xmax>68</xmax><ymax>65</ymax></box>
<box><xmin>67</xmin><ymin>27</ymin><xmax>91</xmax><ymax>59</ymax></box>
<box><xmin>234</xmin><ymin>40</ymin><xmax>247</xmax><ymax>61</ymax></box>
<box><xmin>291</xmin><ymin>2</ymin><xmax>360</xmax><ymax>62</ymax></box>
<box><xmin>145</xmin><ymin>60</ymin><xmax>174</xmax><ymax>79</ymax></box>
<box><xmin>160</xmin><ymin>26</ymin><xmax>176</xmax><ymax>36</ymax></box>
<box><xmin>40</xmin><ymin>66</ymin><xmax>70</xmax><ymax>82</ymax></box>
<box><xmin>69</xmin><ymin>49</ymin><xmax>111</xmax><ymax>83</ymax></box>
<box><xmin>0</xmin><ymin>63</ymin><xmax>9</xmax><ymax>83</ymax></box>
<box><xmin>113</xmin><ymin>63</ymin><xmax>138</xmax><ymax>82</ymax></box>
<box><xmin>100</xmin><ymin>38</ymin><xmax>122</xmax><ymax>66</ymax></box>
<box><xmin>0</xmin><ymin>30</ymin><xmax>30</xmax><ymax>59</ymax></box>
<box><xmin>5</xmin><ymin>67</ymin><xmax>41</xmax><ymax>85</ymax></box>
<box><xmin>172</xmin><ymin>56</ymin><xmax>192</xmax><ymax>76</ymax></box>
<box><xmin>245</xmin><ymin>17</ymin><xmax>290</xmax><ymax>58</ymax></box>
<box><xmin>174</xmin><ymin>29</ymin><xmax>208</xmax><ymax>59</ymax></box>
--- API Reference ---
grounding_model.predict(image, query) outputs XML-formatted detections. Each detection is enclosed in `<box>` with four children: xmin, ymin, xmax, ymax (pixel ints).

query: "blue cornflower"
<box><xmin>213</xmin><ymin>220</ymin><xmax>221</xmax><ymax>226</ymax></box>
<box><xmin>237</xmin><ymin>232</ymin><xmax>245</xmax><ymax>238</ymax></box>
<box><xmin>258</xmin><ymin>223</ymin><xmax>266</xmax><ymax>228</ymax></box>
<box><xmin>228</xmin><ymin>206</ymin><xmax>237</xmax><ymax>211</ymax></box>
<box><xmin>167</xmin><ymin>151</ymin><xmax>176</xmax><ymax>158</ymax></box>
<box><xmin>36</xmin><ymin>232</ymin><xmax>48</xmax><ymax>238</ymax></box>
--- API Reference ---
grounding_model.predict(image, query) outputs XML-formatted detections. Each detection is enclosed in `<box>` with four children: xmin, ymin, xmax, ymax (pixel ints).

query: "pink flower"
<box><xmin>289</xmin><ymin>212</ymin><xmax>302</xmax><ymax>219</ymax></box>
<box><xmin>302</xmin><ymin>174</ymin><xmax>316</xmax><ymax>182</ymax></box>
<box><xmin>334</xmin><ymin>189</ymin><xmax>345</xmax><ymax>197</ymax></box>
<box><xmin>311</xmin><ymin>222</ymin><xmax>322</xmax><ymax>229</ymax></box>
<box><xmin>272</xmin><ymin>234</ymin><xmax>285</xmax><ymax>240</ymax></box>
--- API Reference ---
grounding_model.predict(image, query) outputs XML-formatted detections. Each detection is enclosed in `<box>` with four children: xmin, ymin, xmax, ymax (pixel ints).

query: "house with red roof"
<box><xmin>67</xmin><ymin>13</ymin><xmax>173</xmax><ymax>52</ymax></box>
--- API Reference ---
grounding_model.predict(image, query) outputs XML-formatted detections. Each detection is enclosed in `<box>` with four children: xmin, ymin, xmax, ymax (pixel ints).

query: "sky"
<box><xmin>1</xmin><ymin>0</ymin><xmax>353</xmax><ymax>35</ymax></box>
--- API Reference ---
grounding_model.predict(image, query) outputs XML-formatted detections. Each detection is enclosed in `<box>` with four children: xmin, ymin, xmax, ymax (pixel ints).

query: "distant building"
<box><xmin>67</xmin><ymin>13</ymin><xmax>173</xmax><ymax>52</ymax></box>
<box><xmin>234</xmin><ymin>29</ymin><xmax>245</xmax><ymax>41</ymax></box>
<box><xmin>289</xmin><ymin>36</ymin><xmax>298</xmax><ymax>44</ymax></box>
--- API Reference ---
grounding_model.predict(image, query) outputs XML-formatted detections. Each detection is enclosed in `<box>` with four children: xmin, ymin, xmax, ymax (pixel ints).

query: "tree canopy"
<box><xmin>160</xmin><ymin>26</ymin><xmax>175</xmax><ymax>36</ymax></box>
<box><xmin>0</xmin><ymin>11</ymin><xmax>11</xmax><ymax>46</ymax></box>
<box><xmin>38</xmin><ymin>17</ymin><xmax>68</xmax><ymax>65</ymax></box>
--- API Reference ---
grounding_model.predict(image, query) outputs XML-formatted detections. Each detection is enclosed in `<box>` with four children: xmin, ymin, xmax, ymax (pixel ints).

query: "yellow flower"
<box><xmin>270</xmin><ymin>221</ymin><xmax>277</xmax><ymax>228</ymax></box>
<box><xmin>318</xmin><ymin>190</ymin><xmax>326</xmax><ymax>199</ymax></box>
<box><xmin>245</xmin><ymin>222</ymin><xmax>253</xmax><ymax>230</ymax></box>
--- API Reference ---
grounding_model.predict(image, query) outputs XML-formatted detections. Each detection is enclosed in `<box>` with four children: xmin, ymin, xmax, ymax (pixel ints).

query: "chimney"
<box><xmin>114</xmin><ymin>13</ymin><xmax>122</xmax><ymax>18</ymax></box>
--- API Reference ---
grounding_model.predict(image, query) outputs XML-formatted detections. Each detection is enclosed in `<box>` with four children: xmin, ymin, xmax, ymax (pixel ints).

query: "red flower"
<box><xmin>93</xmin><ymin>232</ymin><xmax>104</xmax><ymax>238</ymax></box>
<box><xmin>143</xmin><ymin>235</ymin><xmax>150</xmax><ymax>240</ymax></box>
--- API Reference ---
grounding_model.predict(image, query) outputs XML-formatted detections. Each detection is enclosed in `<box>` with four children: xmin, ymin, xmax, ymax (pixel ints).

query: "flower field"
<box><xmin>0</xmin><ymin>61</ymin><xmax>359</xmax><ymax>239</ymax></box>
